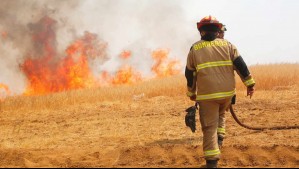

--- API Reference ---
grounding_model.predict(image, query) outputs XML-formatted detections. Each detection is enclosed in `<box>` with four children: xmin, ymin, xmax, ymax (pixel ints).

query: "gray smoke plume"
<box><xmin>0</xmin><ymin>0</ymin><xmax>194</xmax><ymax>95</ymax></box>
<box><xmin>0</xmin><ymin>0</ymin><xmax>82</xmax><ymax>94</ymax></box>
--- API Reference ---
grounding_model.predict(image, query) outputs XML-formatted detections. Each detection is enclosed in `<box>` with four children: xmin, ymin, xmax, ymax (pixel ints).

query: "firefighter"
<box><xmin>185</xmin><ymin>16</ymin><xmax>255</xmax><ymax>168</ymax></box>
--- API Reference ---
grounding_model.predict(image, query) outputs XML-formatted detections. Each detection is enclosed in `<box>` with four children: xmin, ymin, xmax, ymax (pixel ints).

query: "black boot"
<box><xmin>218</xmin><ymin>136</ymin><xmax>224</xmax><ymax>149</ymax></box>
<box><xmin>206</xmin><ymin>160</ymin><xmax>218</xmax><ymax>168</ymax></box>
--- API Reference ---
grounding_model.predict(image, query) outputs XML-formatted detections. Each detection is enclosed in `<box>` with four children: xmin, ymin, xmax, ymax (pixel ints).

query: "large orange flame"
<box><xmin>17</xmin><ymin>16</ymin><xmax>182</xmax><ymax>96</ymax></box>
<box><xmin>21</xmin><ymin>16</ymin><xmax>108</xmax><ymax>95</ymax></box>
<box><xmin>151</xmin><ymin>49</ymin><xmax>181</xmax><ymax>77</ymax></box>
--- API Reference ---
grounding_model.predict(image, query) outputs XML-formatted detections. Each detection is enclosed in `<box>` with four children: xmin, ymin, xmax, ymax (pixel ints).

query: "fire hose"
<box><xmin>229</xmin><ymin>105</ymin><xmax>299</xmax><ymax>131</ymax></box>
<box><xmin>185</xmin><ymin>102</ymin><xmax>299</xmax><ymax>132</ymax></box>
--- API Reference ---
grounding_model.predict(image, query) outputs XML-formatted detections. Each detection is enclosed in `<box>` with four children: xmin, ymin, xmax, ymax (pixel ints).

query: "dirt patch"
<box><xmin>0</xmin><ymin>90</ymin><xmax>298</xmax><ymax>168</ymax></box>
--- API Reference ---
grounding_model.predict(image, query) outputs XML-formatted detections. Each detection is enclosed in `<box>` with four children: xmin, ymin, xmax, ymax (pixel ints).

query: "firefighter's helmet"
<box><xmin>197</xmin><ymin>16</ymin><xmax>223</xmax><ymax>31</ymax></box>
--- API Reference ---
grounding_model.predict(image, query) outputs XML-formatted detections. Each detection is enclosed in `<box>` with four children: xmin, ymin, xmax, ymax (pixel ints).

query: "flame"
<box><xmin>62</xmin><ymin>31</ymin><xmax>108</xmax><ymax>89</ymax></box>
<box><xmin>0</xmin><ymin>83</ymin><xmax>10</xmax><ymax>101</ymax></box>
<box><xmin>120</xmin><ymin>50</ymin><xmax>132</xmax><ymax>60</ymax></box>
<box><xmin>151</xmin><ymin>49</ymin><xmax>181</xmax><ymax>77</ymax></box>
<box><xmin>111</xmin><ymin>50</ymin><xmax>142</xmax><ymax>85</ymax></box>
<box><xmin>112</xmin><ymin>66</ymin><xmax>142</xmax><ymax>85</ymax></box>
<box><xmin>1</xmin><ymin>31</ymin><xmax>8</xmax><ymax>39</ymax></box>
<box><xmin>15</xmin><ymin>16</ymin><xmax>183</xmax><ymax>96</ymax></box>
<box><xmin>99</xmin><ymin>66</ymin><xmax>142</xmax><ymax>86</ymax></box>
<box><xmin>21</xmin><ymin>16</ymin><xmax>108</xmax><ymax>95</ymax></box>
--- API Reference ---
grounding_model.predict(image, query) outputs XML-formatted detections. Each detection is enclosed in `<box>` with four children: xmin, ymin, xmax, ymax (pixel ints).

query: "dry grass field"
<box><xmin>0</xmin><ymin>64</ymin><xmax>298</xmax><ymax>168</ymax></box>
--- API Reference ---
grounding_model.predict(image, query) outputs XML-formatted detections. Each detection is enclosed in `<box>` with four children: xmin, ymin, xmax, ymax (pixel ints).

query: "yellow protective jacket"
<box><xmin>185</xmin><ymin>38</ymin><xmax>255</xmax><ymax>101</ymax></box>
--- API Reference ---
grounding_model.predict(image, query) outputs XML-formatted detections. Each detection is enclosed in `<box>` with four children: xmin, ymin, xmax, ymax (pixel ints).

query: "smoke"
<box><xmin>0</xmin><ymin>0</ymin><xmax>82</xmax><ymax>94</ymax></box>
<box><xmin>70</xmin><ymin>0</ymin><xmax>194</xmax><ymax>73</ymax></box>
<box><xmin>0</xmin><ymin>0</ymin><xmax>194</xmax><ymax>95</ymax></box>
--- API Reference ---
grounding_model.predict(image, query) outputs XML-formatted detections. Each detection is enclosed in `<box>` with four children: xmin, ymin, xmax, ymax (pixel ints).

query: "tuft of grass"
<box><xmin>236</xmin><ymin>63</ymin><xmax>299</xmax><ymax>91</ymax></box>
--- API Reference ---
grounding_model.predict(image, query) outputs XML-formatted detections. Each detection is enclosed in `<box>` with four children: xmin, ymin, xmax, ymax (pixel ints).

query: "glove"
<box><xmin>247</xmin><ymin>86</ymin><xmax>255</xmax><ymax>99</ymax></box>
<box><xmin>185</xmin><ymin>106</ymin><xmax>197</xmax><ymax>133</ymax></box>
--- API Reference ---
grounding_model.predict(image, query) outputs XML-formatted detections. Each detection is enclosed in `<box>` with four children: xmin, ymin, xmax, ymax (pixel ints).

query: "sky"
<box><xmin>72</xmin><ymin>0</ymin><xmax>299</xmax><ymax>65</ymax></box>
<box><xmin>1</xmin><ymin>0</ymin><xmax>299</xmax><ymax>93</ymax></box>
<box><xmin>181</xmin><ymin>0</ymin><xmax>299</xmax><ymax>65</ymax></box>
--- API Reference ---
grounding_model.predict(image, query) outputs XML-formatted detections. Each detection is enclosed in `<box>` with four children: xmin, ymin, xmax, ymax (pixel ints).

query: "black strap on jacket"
<box><xmin>185</xmin><ymin>67</ymin><xmax>194</xmax><ymax>88</ymax></box>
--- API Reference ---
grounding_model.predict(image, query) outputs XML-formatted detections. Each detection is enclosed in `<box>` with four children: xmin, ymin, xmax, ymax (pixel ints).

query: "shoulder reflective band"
<box><xmin>244</xmin><ymin>78</ymin><xmax>255</xmax><ymax>87</ymax></box>
<box><xmin>217</xmin><ymin>128</ymin><xmax>226</xmax><ymax>134</ymax></box>
<box><xmin>196</xmin><ymin>60</ymin><xmax>232</xmax><ymax>72</ymax></box>
<box><xmin>196</xmin><ymin>90</ymin><xmax>235</xmax><ymax>101</ymax></box>
<box><xmin>204</xmin><ymin>149</ymin><xmax>221</xmax><ymax>157</ymax></box>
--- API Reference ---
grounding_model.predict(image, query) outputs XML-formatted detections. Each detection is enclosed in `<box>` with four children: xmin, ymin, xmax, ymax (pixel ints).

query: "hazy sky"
<box><xmin>1</xmin><ymin>0</ymin><xmax>299</xmax><ymax>93</ymax></box>
<box><xmin>2</xmin><ymin>0</ymin><xmax>299</xmax><ymax>66</ymax></box>
<box><xmin>181</xmin><ymin>0</ymin><xmax>299</xmax><ymax>65</ymax></box>
<box><xmin>77</xmin><ymin>0</ymin><xmax>299</xmax><ymax>65</ymax></box>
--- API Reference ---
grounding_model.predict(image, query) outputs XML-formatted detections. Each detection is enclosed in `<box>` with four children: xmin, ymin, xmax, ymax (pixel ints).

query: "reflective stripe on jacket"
<box><xmin>186</xmin><ymin>38</ymin><xmax>255</xmax><ymax>101</ymax></box>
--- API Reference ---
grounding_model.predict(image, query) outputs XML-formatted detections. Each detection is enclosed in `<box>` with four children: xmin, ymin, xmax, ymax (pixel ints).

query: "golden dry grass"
<box><xmin>236</xmin><ymin>63</ymin><xmax>299</xmax><ymax>90</ymax></box>
<box><xmin>0</xmin><ymin>76</ymin><xmax>186</xmax><ymax>111</ymax></box>
<box><xmin>1</xmin><ymin>63</ymin><xmax>298</xmax><ymax>112</ymax></box>
<box><xmin>0</xmin><ymin>64</ymin><xmax>298</xmax><ymax>168</ymax></box>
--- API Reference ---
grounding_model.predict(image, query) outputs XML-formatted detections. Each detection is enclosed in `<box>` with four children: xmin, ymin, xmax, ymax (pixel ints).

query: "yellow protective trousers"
<box><xmin>198</xmin><ymin>97</ymin><xmax>232</xmax><ymax>160</ymax></box>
